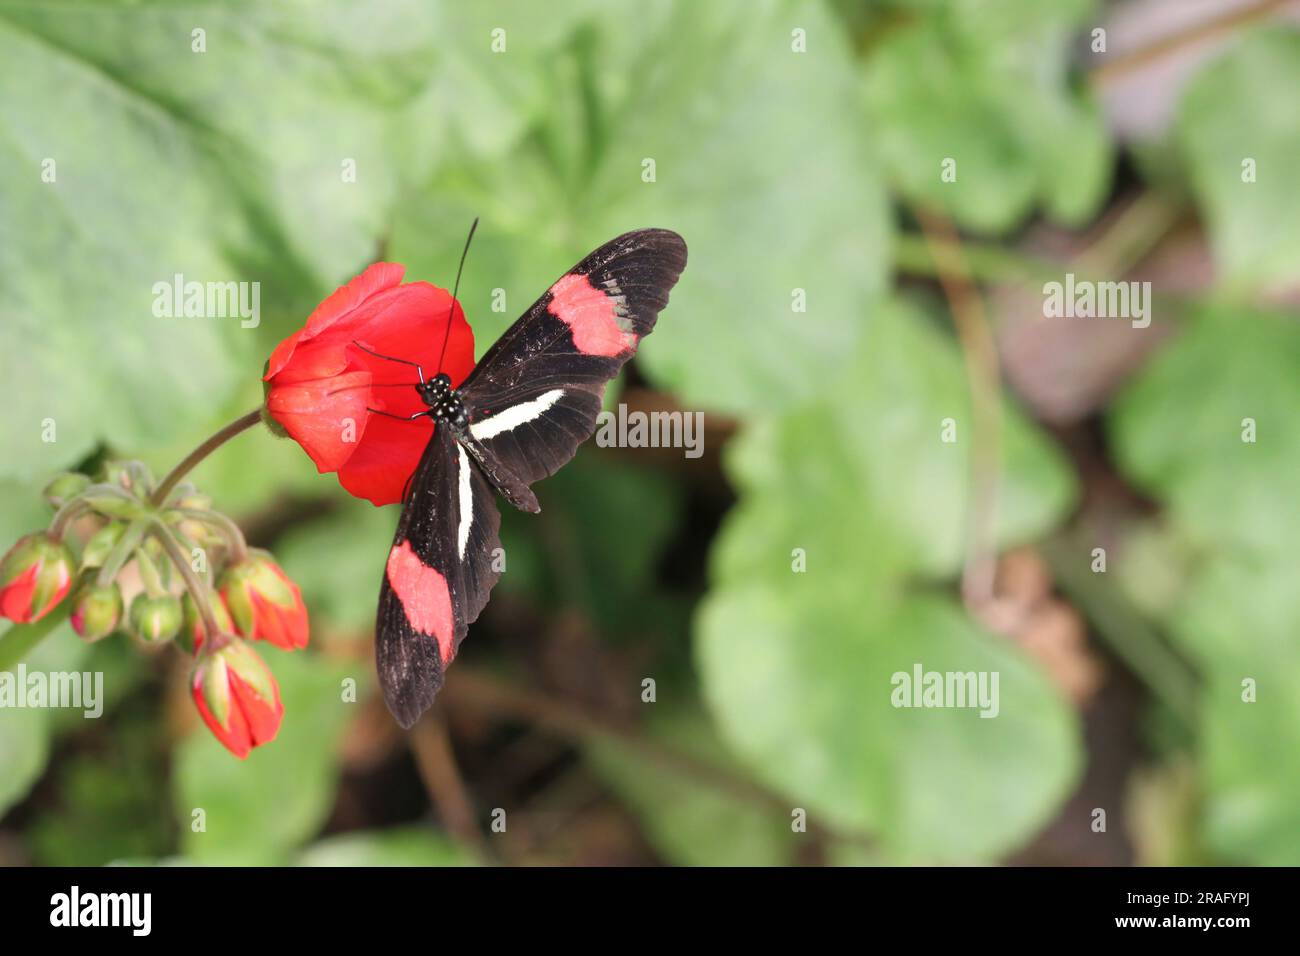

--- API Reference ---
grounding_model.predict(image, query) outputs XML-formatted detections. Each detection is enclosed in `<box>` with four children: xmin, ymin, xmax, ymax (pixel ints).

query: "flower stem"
<box><xmin>0</xmin><ymin>605</ymin><xmax>70</xmax><ymax>672</ymax></box>
<box><xmin>48</xmin><ymin>498</ymin><xmax>92</xmax><ymax>539</ymax></box>
<box><xmin>151</xmin><ymin>409</ymin><xmax>262</xmax><ymax>507</ymax></box>
<box><xmin>97</xmin><ymin>520</ymin><xmax>148</xmax><ymax>588</ymax></box>
<box><xmin>149</xmin><ymin>520</ymin><xmax>225</xmax><ymax>649</ymax></box>
<box><xmin>173</xmin><ymin>508</ymin><xmax>250</xmax><ymax>565</ymax></box>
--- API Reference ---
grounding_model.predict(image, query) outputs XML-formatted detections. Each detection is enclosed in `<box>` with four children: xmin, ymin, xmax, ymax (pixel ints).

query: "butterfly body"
<box><xmin>416</xmin><ymin>373</ymin><xmax>469</xmax><ymax>430</ymax></box>
<box><xmin>374</xmin><ymin>229</ymin><xmax>687</xmax><ymax>728</ymax></box>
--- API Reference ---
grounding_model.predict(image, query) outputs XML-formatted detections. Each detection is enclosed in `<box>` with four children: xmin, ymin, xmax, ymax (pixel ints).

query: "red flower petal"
<box><xmin>192</xmin><ymin>668</ymin><xmax>252</xmax><ymax>759</ymax></box>
<box><xmin>0</xmin><ymin>565</ymin><xmax>38</xmax><ymax>623</ymax></box>
<box><xmin>229</xmin><ymin>669</ymin><xmax>283</xmax><ymax>747</ymax></box>
<box><xmin>266</xmin><ymin>368</ymin><xmax>372</xmax><ymax>474</ymax></box>
<box><xmin>337</xmin><ymin>412</ymin><xmax>435</xmax><ymax>506</ymax></box>
<box><xmin>247</xmin><ymin>587</ymin><xmax>309</xmax><ymax>650</ymax></box>
<box><xmin>266</xmin><ymin>262</ymin><xmax>406</xmax><ymax>379</ymax></box>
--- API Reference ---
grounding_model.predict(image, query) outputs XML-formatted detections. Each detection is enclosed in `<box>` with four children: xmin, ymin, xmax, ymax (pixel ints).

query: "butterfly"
<box><xmin>364</xmin><ymin>228</ymin><xmax>688</xmax><ymax>728</ymax></box>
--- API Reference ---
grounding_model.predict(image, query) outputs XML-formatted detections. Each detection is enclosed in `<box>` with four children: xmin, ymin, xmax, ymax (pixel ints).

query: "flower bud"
<box><xmin>170</xmin><ymin>511</ymin><xmax>222</xmax><ymax>551</ymax></box>
<box><xmin>0</xmin><ymin>533</ymin><xmax>74</xmax><ymax>624</ymax></box>
<box><xmin>80</xmin><ymin>484</ymin><xmax>147</xmax><ymax>521</ymax></box>
<box><xmin>174</xmin><ymin>490</ymin><xmax>212</xmax><ymax>511</ymax></box>
<box><xmin>192</xmin><ymin>638</ymin><xmax>283</xmax><ymax>759</ymax></box>
<box><xmin>129</xmin><ymin>591</ymin><xmax>182</xmax><ymax>643</ymax></box>
<box><xmin>81</xmin><ymin>522</ymin><xmax>127</xmax><ymax>569</ymax></box>
<box><xmin>179</xmin><ymin>590</ymin><xmax>234</xmax><ymax>654</ymax></box>
<box><xmin>102</xmin><ymin>460</ymin><xmax>155</xmax><ymax>495</ymax></box>
<box><xmin>43</xmin><ymin>472</ymin><xmax>90</xmax><ymax>509</ymax></box>
<box><xmin>70</xmin><ymin>582</ymin><xmax>124</xmax><ymax>641</ymax></box>
<box><xmin>219</xmin><ymin>550</ymin><xmax>309</xmax><ymax>650</ymax></box>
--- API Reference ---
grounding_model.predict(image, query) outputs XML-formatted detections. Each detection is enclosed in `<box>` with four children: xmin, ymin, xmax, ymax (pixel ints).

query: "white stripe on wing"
<box><xmin>468</xmin><ymin>388</ymin><xmax>566</xmax><ymax>441</ymax></box>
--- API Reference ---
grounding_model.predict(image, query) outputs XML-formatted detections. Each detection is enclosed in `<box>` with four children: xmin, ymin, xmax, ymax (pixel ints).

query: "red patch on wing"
<box><xmin>386</xmin><ymin>541</ymin><xmax>455</xmax><ymax>663</ymax></box>
<box><xmin>547</xmin><ymin>273</ymin><xmax>635</xmax><ymax>357</ymax></box>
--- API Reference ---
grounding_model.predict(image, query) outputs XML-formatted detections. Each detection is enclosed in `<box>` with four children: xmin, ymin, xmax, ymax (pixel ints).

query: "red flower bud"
<box><xmin>262</xmin><ymin>262</ymin><xmax>476</xmax><ymax>506</ymax></box>
<box><xmin>0</xmin><ymin>533</ymin><xmax>74</xmax><ymax>624</ymax></box>
<box><xmin>70</xmin><ymin>582</ymin><xmax>123</xmax><ymax>641</ymax></box>
<box><xmin>191</xmin><ymin>638</ymin><xmax>283</xmax><ymax>759</ymax></box>
<box><xmin>219</xmin><ymin>550</ymin><xmax>309</xmax><ymax>650</ymax></box>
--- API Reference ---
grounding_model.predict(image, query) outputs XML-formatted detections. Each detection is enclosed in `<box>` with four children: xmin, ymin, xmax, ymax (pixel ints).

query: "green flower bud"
<box><xmin>173</xmin><ymin>490</ymin><xmax>212</xmax><ymax>511</ymax></box>
<box><xmin>71</xmin><ymin>582</ymin><xmax>124</xmax><ymax>641</ymax></box>
<box><xmin>102</xmin><ymin>460</ymin><xmax>155</xmax><ymax>495</ymax></box>
<box><xmin>42</xmin><ymin>472</ymin><xmax>90</xmax><ymax>509</ymax></box>
<box><xmin>81</xmin><ymin>522</ymin><xmax>127</xmax><ymax>569</ymax></box>
<box><xmin>129</xmin><ymin>591</ymin><xmax>182</xmax><ymax>643</ymax></box>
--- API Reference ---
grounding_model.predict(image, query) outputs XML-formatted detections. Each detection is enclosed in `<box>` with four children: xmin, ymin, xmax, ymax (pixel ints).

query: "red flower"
<box><xmin>192</xmin><ymin>638</ymin><xmax>284</xmax><ymax>759</ymax></box>
<box><xmin>0</xmin><ymin>533</ymin><xmax>74</xmax><ymax>624</ymax></box>
<box><xmin>219</xmin><ymin>550</ymin><xmax>309</xmax><ymax>651</ymax></box>
<box><xmin>264</xmin><ymin>262</ymin><xmax>476</xmax><ymax>505</ymax></box>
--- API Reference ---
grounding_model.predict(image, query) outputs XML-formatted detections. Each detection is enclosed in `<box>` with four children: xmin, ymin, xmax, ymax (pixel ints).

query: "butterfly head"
<box><xmin>417</xmin><ymin>373</ymin><xmax>452</xmax><ymax>403</ymax></box>
<box><xmin>419</xmin><ymin>374</ymin><xmax>467</xmax><ymax>429</ymax></box>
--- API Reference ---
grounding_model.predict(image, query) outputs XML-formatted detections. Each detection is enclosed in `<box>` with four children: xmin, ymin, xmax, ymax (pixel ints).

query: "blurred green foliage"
<box><xmin>1</xmin><ymin>0</ymin><xmax>1298</xmax><ymax>866</ymax></box>
<box><xmin>862</xmin><ymin>0</ymin><xmax>1110</xmax><ymax>231</ymax></box>
<box><xmin>1111</xmin><ymin>306</ymin><xmax>1300</xmax><ymax>864</ymax></box>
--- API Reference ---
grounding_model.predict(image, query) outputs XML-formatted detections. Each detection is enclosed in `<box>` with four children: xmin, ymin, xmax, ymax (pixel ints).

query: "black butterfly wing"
<box><xmin>457</xmin><ymin>229</ymin><xmax>687</xmax><ymax>501</ymax></box>
<box><xmin>375</xmin><ymin>424</ymin><xmax>502</xmax><ymax>728</ymax></box>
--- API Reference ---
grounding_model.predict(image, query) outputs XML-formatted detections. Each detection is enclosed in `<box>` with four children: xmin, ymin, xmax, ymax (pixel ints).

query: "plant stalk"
<box><xmin>149</xmin><ymin>521</ymin><xmax>225</xmax><ymax>648</ymax></box>
<box><xmin>151</xmin><ymin>409</ymin><xmax>262</xmax><ymax>507</ymax></box>
<box><xmin>0</xmin><ymin>605</ymin><xmax>70</xmax><ymax>672</ymax></box>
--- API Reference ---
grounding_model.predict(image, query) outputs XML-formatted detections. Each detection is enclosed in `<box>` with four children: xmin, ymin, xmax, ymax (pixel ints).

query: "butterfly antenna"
<box><xmin>435</xmin><ymin>216</ymin><xmax>479</xmax><ymax>377</ymax></box>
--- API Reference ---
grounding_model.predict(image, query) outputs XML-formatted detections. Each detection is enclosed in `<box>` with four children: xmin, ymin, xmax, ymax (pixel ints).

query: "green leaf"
<box><xmin>714</xmin><ymin>298</ymin><xmax>1077</xmax><ymax>584</ymax></box>
<box><xmin>1177</xmin><ymin>27</ymin><xmax>1300</xmax><ymax>293</ymax></box>
<box><xmin>173</xmin><ymin>648</ymin><xmax>355</xmax><ymax>864</ymax></box>
<box><xmin>862</xmin><ymin>0</ymin><xmax>1109</xmax><ymax>232</ymax></box>
<box><xmin>586</xmin><ymin>706</ymin><xmax>801</xmax><ymax>866</ymax></box>
<box><xmin>1110</xmin><ymin>305</ymin><xmax>1300</xmax><ymax>863</ymax></box>
<box><xmin>1170</xmin><ymin>558</ymin><xmax>1300</xmax><ymax>864</ymax></box>
<box><xmin>696</xmin><ymin>297</ymin><xmax>1080</xmax><ymax>861</ymax></box>
<box><xmin>0</xmin><ymin>0</ymin><xmax>434</xmax><ymax>482</ymax></box>
<box><xmin>698</xmin><ymin>589</ymin><xmax>1079</xmax><ymax>861</ymax></box>
<box><xmin>297</xmin><ymin>826</ymin><xmax>474</xmax><ymax>867</ymax></box>
<box><xmin>1110</xmin><ymin>307</ymin><xmax>1300</xmax><ymax>561</ymax></box>
<box><xmin>390</xmin><ymin>0</ymin><xmax>890</xmax><ymax>415</ymax></box>
<box><xmin>404</xmin><ymin>2</ymin><xmax>609</xmax><ymax>168</ymax></box>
